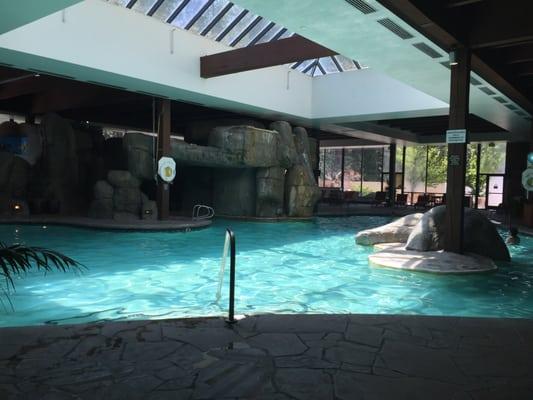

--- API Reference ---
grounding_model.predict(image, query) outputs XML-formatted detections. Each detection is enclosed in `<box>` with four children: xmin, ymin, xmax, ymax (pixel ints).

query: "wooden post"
<box><xmin>156</xmin><ymin>99</ymin><xmax>171</xmax><ymax>220</ymax></box>
<box><xmin>529</xmin><ymin>122</ymin><xmax>533</xmax><ymax>202</ymax></box>
<box><xmin>445</xmin><ymin>46</ymin><xmax>471</xmax><ymax>253</ymax></box>
<box><xmin>388</xmin><ymin>143</ymin><xmax>397</xmax><ymax>207</ymax></box>
<box><xmin>340</xmin><ymin>148</ymin><xmax>345</xmax><ymax>192</ymax></box>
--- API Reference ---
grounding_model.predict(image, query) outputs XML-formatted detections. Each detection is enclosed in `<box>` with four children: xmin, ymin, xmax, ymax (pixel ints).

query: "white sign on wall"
<box><xmin>446</xmin><ymin>129</ymin><xmax>467</xmax><ymax>144</ymax></box>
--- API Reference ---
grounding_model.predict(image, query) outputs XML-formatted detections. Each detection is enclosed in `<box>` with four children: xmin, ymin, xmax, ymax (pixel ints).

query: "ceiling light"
<box><xmin>449</xmin><ymin>50</ymin><xmax>458</xmax><ymax>66</ymax></box>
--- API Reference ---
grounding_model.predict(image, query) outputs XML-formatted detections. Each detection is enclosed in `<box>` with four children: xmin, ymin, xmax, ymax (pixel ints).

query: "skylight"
<box><xmin>107</xmin><ymin>0</ymin><xmax>363</xmax><ymax>76</ymax></box>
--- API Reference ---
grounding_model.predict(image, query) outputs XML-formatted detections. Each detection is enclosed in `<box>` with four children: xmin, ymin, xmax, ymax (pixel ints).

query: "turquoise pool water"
<box><xmin>0</xmin><ymin>217</ymin><xmax>532</xmax><ymax>327</ymax></box>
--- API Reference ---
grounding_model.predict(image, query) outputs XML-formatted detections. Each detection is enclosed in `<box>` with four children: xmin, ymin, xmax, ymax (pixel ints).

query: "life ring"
<box><xmin>522</xmin><ymin>168</ymin><xmax>533</xmax><ymax>191</ymax></box>
<box><xmin>158</xmin><ymin>157</ymin><xmax>176</xmax><ymax>183</ymax></box>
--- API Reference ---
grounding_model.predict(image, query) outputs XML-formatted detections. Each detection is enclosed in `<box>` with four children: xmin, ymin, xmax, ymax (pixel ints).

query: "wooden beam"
<box><xmin>376</xmin><ymin>0</ymin><xmax>533</xmax><ymax>114</ymax></box>
<box><xmin>200</xmin><ymin>35</ymin><xmax>337</xmax><ymax>78</ymax></box>
<box><xmin>388</xmin><ymin>143</ymin><xmax>397</xmax><ymax>206</ymax></box>
<box><xmin>445</xmin><ymin>46</ymin><xmax>470</xmax><ymax>254</ymax></box>
<box><xmin>468</xmin><ymin>3</ymin><xmax>533</xmax><ymax>49</ymax></box>
<box><xmin>0</xmin><ymin>76</ymin><xmax>60</xmax><ymax>100</ymax></box>
<box><xmin>446</xmin><ymin>0</ymin><xmax>484</xmax><ymax>8</ymax></box>
<box><xmin>505</xmin><ymin>44</ymin><xmax>533</xmax><ymax>64</ymax></box>
<box><xmin>513</xmin><ymin>62</ymin><xmax>533</xmax><ymax>77</ymax></box>
<box><xmin>31</xmin><ymin>85</ymin><xmax>139</xmax><ymax>114</ymax></box>
<box><xmin>156</xmin><ymin>98</ymin><xmax>171</xmax><ymax>220</ymax></box>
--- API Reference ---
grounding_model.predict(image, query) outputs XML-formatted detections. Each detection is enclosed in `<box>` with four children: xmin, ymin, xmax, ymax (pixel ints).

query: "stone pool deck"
<box><xmin>1</xmin><ymin>314</ymin><xmax>532</xmax><ymax>399</ymax></box>
<box><xmin>0</xmin><ymin>216</ymin><xmax>211</xmax><ymax>231</ymax></box>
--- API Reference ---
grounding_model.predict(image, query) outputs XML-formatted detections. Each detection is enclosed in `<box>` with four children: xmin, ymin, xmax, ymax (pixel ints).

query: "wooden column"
<box><xmin>529</xmin><ymin>122</ymin><xmax>533</xmax><ymax>202</ymax></box>
<box><xmin>156</xmin><ymin>98</ymin><xmax>171</xmax><ymax>220</ymax></box>
<box><xmin>444</xmin><ymin>47</ymin><xmax>471</xmax><ymax>253</ymax></box>
<box><xmin>340</xmin><ymin>148</ymin><xmax>345</xmax><ymax>192</ymax></box>
<box><xmin>388</xmin><ymin>143</ymin><xmax>397</xmax><ymax>207</ymax></box>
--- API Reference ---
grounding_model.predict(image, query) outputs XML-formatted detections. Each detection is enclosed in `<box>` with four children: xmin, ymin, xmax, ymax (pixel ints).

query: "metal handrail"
<box><xmin>192</xmin><ymin>204</ymin><xmax>215</xmax><ymax>220</ymax></box>
<box><xmin>216</xmin><ymin>229</ymin><xmax>237</xmax><ymax>324</ymax></box>
<box><xmin>222</xmin><ymin>228</ymin><xmax>237</xmax><ymax>324</ymax></box>
<box><xmin>225</xmin><ymin>228</ymin><xmax>236</xmax><ymax>324</ymax></box>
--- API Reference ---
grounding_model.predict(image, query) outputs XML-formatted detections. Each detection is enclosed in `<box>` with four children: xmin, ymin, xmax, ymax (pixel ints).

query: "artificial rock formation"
<box><xmin>405</xmin><ymin>205</ymin><xmax>511</xmax><ymax>261</ymax></box>
<box><xmin>355</xmin><ymin>213</ymin><xmax>424</xmax><ymax>246</ymax></box>
<box><xmin>284</xmin><ymin>126</ymin><xmax>320</xmax><ymax>217</ymax></box>
<box><xmin>89</xmin><ymin>170</ymin><xmax>157</xmax><ymax>221</ymax></box>
<box><xmin>122</xmin><ymin>122</ymin><xmax>321</xmax><ymax>218</ymax></box>
<box><xmin>0</xmin><ymin>151</ymin><xmax>31</xmax><ymax>215</ymax></box>
<box><xmin>256</xmin><ymin>167</ymin><xmax>285</xmax><ymax>217</ymax></box>
<box><xmin>0</xmin><ymin>116</ymin><xmax>104</xmax><ymax>216</ymax></box>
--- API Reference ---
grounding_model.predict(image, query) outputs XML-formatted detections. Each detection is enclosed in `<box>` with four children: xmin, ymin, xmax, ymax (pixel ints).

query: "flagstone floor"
<box><xmin>1</xmin><ymin>314</ymin><xmax>532</xmax><ymax>399</ymax></box>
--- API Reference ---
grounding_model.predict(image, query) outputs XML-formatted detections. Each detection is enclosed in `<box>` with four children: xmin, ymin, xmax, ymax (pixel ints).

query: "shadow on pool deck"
<box><xmin>1</xmin><ymin>314</ymin><xmax>532</xmax><ymax>399</ymax></box>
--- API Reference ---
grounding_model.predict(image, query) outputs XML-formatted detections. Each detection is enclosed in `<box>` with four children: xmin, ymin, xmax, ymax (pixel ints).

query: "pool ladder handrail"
<box><xmin>192</xmin><ymin>204</ymin><xmax>215</xmax><ymax>221</ymax></box>
<box><xmin>224</xmin><ymin>228</ymin><xmax>236</xmax><ymax>324</ymax></box>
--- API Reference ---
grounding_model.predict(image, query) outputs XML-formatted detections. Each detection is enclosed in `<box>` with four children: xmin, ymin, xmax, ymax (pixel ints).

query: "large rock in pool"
<box><xmin>405</xmin><ymin>205</ymin><xmax>510</xmax><ymax>261</ymax></box>
<box><xmin>355</xmin><ymin>213</ymin><xmax>423</xmax><ymax>246</ymax></box>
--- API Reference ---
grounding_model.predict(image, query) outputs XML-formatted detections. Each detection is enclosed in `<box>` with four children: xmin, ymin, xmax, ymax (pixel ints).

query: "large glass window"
<box><xmin>426</xmin><ymin>145</ymin><xmax>447</xmax><ymax>194</ymax></box>
<box><xmin>404</xmin><ymin>146</ymin><xmax>427</xmax><ymax>195</ymax></box>
<box><xmin>466</xmin><ymin>144</ymin><xmax>480</xmax><ymax>206</ymax></box>
<box><xmin>395</xmin><ymin>145</ymin><xmax>404</xmax><ymax>194</ymax></box>
<box><xmin>364</xmin><ymin>148</ymin><xmax>384</xmax><ymax>195</ymax></box>
<box><xmin>361</xmin><ymin>148</ymin><xmax>383</xmax><ymax>195</ymax></box>
<box><xmin>322</xmin><ymin>148</ymin><xmax>342</xmax><ymax>188</ymax></box>
<box><xmin>319</xmin><ymin>142</ymin><xmax>508</xmax><ymax>208</ymax></box>
<box><xmin>479</xmin><ymin>142</ymin><xmax>507</xmax><ymax>209</ymax></box>
<box><xmin>343</xmin><ymin>148</ymin><xmax>362</xmax><ymax>191</ymax></box>
<box><xmin>480</xmin><ymin>142</ymin><xmax>506</xmax><ymax>174</ymax></box>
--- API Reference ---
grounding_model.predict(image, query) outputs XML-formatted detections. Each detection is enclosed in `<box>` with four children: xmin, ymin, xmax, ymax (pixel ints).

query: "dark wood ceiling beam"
<box><xmin>505</xmin><ymin>44</ymin><xmax>533</xmax><ymax>64</ymax></box>
<box><xmin>0</xmin><ymin>66</ymin><xmax>37</xmax><ymax>84</ymax></box>
<box><xmin>31</xmin><ymin>86</ymin><xmax>142</xmax><ymax>114</ymax></box>
<box><xmin>376</xmin><ymin>0</ymin><xmax>533</xmax><ymax>114</ymax></box>
<box><xmin>200</xmin><ymin>35</ymin><xmax>337</xmax><ymax>78</ymax></box>
<box><xmin>446</xmin><ymin>0</ymin><xmax>485</xmax><ymax>8</ymax></box>
<box><xmin>468</xmin><ymin>3</ymin><xmax>533</xmax><ymax>49</ymax></box>
<box><xmin>512</xmin><ymin>62</ymin><xmax>533</xmax><ymax>78</ymax></box>
<box><xmin>0</xmin><ymin>76</ymin><xmax>61</xmax><ymax>100</ymax></box>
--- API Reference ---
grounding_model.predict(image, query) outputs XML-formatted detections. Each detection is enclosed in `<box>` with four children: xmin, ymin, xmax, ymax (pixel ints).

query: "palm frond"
<box><xmin>0</xmin><ymin>241</ymin><xmax>85</xmax><ymax>294</ymax></box>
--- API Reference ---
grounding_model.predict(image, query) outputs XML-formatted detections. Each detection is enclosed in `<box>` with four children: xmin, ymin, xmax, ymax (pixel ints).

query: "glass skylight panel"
<box><xmin>171</xmin><ymin>0</ymin><xmax>210</xmax><ymax>28</ymax></box>
<box><xmin>188</xmin><ymin>0</ymin><xmax>230</xmax><ymax>35</ymax></box>
<box><xmin>313</xmin><ymin>68</ymin><xmax>324</xmax><ymax>77</ymax></box>
<box><xmin>151</xmin><ymin>0</ymin><xmax>186</xmax><ymax>21</ymax></box>
<box><xmin>108</xmin><ymin>0</ymin><xmax>365</xmax><ymax>76</ymax></box>
<box><xmin>255</xmin><ymin>25</ymin><xmax>285</xmax><ymax>44</ymax></box>
<box><xmin>219</xmin><ymin>12</ymin><xmax>256</xmax><ymax>46</ymax></box>
<box><xmin>294</xmin><ymin>59</ymin><xmax>314</xmax><ymax>73</ymax></box>
<box><xmin>204</xmin><ymin>5</ymin><xmax>242</xmax><ymax>40</ymax></box>
<box><xmin>236</xmin><ymin>19</ymin><xmax>272</xmax><ymax>47</ymax></box>
<box><xmin>278</xmin><ymin>30</ymin><xmax>293</xmax><ymax>40</ymax></box>
<box><xmin>131</xmin><ymin>0</ymin><xmax>158</xmax><ymax>14</ymax></box>
<box><xmin>335</xmin><ymin>55</ymin><xmax>357</xmax><ymax>71</ymax></box>
<box><xmin>107</xmin><ymin>0</ymin><xmax>131</xmax><ymax>6</ymax></box>
<box><xmin>320</xmin><ymin>57</ymin><xmax>341</xmax><ymax>74</ymax></box>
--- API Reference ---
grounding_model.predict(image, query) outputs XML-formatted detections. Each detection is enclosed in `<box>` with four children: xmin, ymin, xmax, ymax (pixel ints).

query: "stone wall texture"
<box><xmin>122</xmin><ymin>122</ymin><xmax>321</xmax><ymax>218</ymax></box>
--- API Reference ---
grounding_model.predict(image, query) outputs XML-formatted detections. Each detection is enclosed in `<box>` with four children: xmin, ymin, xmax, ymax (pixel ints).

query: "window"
<box><xmin>343</xmin><ymin>148</ymin><xmax>362</xmax><ymax>191</ymax></box>
<box><xmin>480</xmin><ymin>142</ymin><xmax>506</xmax><ymax>174</ymax></box>
<box><xmin>322</xmin><ymin>149</ymin><xmax>342</xmax><ymax>188</ymax></box>
<box><xmin>404</xmin><ymin>146</ymin><xmax>427</xmax><ymax>194</ymax></box>
<box><xmin>362</xmin><ymin>148</ymin><xmax>384</xmax><ymax>195</ymax></box>
<box><xmin>426</xmin><ymin>145</ymin><xmax>447</xmax><ymax>194</ymax></box>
